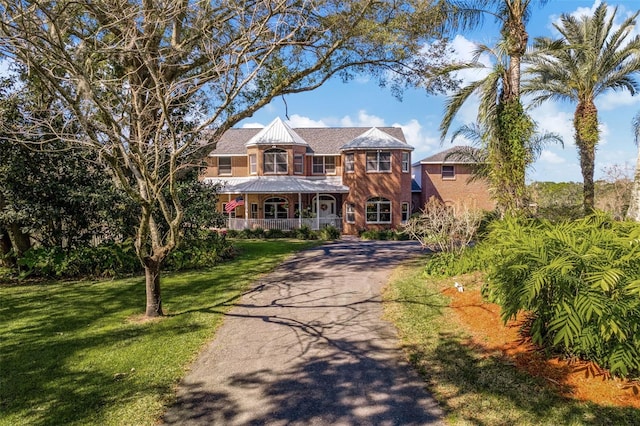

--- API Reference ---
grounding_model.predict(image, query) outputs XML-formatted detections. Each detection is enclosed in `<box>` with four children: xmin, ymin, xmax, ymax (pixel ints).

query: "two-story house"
<box><xmin>203</xmin><ymin>117</ymin><xmax>414</xmax><ymax>234</ymax></box>
<box><xmin>203</xmin><ymin>118</ymin><xmax>494</xmax><ymax>234</ymax></box>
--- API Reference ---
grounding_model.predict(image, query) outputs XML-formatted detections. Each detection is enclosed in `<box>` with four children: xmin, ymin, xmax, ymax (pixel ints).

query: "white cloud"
<box><xmin>596</xmin><ymin>90</ymin><xmax>640</xmax><ymax>111</ymax></box>
<box><xmin>286</xmin><ymin>114</ymin><xmax>327</xmax><ymax>128</ymax></box>
<box><xmin>448</xmin><ymin>35</ymin><xmax>492</xmax><ymax>89</ymax></box>
<box><xmin>539</xmin><ymin>149</ymin><xmax>566</xmax><ymax>164</ymax></box>
<box><xmin>529</xmin><ymin>103</ymin><xmax>575</xmax><ymax>147</ymax></box>
<box><xmin>241</xmin><ymin>122</ymin><xmax>265</xmax><ymax>128</ymax></box>
<box><xmin>339</xmin><ymin>110</ymin><xmax>386</xmax><ymax>127</ymax></box>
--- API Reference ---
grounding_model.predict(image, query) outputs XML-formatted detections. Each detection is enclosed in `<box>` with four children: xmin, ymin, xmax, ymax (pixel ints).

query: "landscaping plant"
<box><xmin>483</xmin><ymin>213</ymin><xmax>640</xmax><ymax>377</ymax></box>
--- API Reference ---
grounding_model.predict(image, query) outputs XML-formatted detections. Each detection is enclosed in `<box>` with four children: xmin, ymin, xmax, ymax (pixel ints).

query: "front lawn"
<box><xmin>0</xmin><ymin>239</ymin><xmax>318</xmax><ymax>426</ymax></box>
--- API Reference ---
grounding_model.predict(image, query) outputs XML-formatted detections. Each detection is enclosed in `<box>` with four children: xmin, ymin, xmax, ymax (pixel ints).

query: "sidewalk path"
<box><xmin>163</xmin><ymin>239</ymin><xmax>444</xmax><ymax>425</ymax></box>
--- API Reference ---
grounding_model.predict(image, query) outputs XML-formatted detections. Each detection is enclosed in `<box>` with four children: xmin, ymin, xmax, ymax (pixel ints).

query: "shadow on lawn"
<box><xmin>405</xmin><ymin>332</ymin><xmax>640</xmax><ymax>425</ymax></box>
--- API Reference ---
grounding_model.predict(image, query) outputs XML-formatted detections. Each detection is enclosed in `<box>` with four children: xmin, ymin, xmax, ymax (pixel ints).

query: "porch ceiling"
<box><xmin>204</xmin><ymin>176</ymin><xmax>350</xmax><ymax>194</ymax></box>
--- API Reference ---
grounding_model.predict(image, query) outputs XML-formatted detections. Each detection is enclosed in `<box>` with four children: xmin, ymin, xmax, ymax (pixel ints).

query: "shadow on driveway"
<box><xmin>163</xmin><ymin>239</ymin><xmax>443</xmax><ymax>425</ymax></box>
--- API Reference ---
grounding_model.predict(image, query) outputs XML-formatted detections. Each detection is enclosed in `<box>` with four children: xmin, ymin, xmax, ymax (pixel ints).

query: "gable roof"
<box><xmin>210</xmin><ymin>120</ymin><xmax>408</xmax><ymax>156</ymax></box>
<box><xmin>417</xmin><ymin>146</ymin><xmax>479</xmax><ymax>164</ymax></box>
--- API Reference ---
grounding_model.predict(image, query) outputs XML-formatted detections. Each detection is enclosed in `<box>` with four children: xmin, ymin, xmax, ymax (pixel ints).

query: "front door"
<box><xmin>313</xmin><ymin>195</ymin><xmax>336</xmax><ymax>219</ymax></box>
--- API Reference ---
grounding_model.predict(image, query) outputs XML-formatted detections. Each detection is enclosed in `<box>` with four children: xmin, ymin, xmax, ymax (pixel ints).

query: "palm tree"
<box><xmin>440</xmin><ymin>42</ymin><xmax>539</xmax><ymax>215</ymax></box>
<box><xmin>524</xmin><ymin>3</ymin><xmax>640</xmax><ymax>213</ymax></box>
<box><xmin>436</xmin><ymin>1</ymin><xmax>550</xmax><ymax>215</ymax></box>
<box><xmin>440</xmin><ymin>1</ymin><xmax>550</xmax><ymax>99</ymax></box>
<box><xmin>626</xmin><ymin>112</ymin><xmax>640</xmax><ymax>221</ymax></box>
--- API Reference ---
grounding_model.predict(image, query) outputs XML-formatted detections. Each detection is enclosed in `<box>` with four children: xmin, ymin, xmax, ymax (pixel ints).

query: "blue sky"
<box><xmin>240</xmin><ymin>1</ymin><xmax>640</xmax><ymax>183</ymax></box>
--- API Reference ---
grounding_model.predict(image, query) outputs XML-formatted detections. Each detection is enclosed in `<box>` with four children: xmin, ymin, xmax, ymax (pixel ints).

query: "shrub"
<box><xmin>294</xmin><ymin>225</ymin><xmax>317</xmax><ymax>240</ymax></box>
<box><xmin>483</xmin><ymin>213</ymin><xmax>640</xmax><ymax>377</ymax></box>
<box><xmin>403</xmin><ymin>197</ymin><xmax>483</xmax><ymax>254</ymax></box>
<box><xmin>319</xmin><ymin>225</ymin><xmax>341</xmax><ymax>241</ymax></box>
<box><xmin>165</xmin><ymin>231</ymin><xmax>233</xmax><ymax>271</ymax></box>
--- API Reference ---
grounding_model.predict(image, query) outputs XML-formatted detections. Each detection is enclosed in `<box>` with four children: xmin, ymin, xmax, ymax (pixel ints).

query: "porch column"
<box><xmin>244</xmin><ymin>192</ymin><xmax>248</xmax><ymax>229</ymax></box>
<box><xmin>316</xmin><ymin>192</ymin><xmax>320</xmax><ymax>230</ymax></box>
<box><xmin>298</xmin><ymin>192</ymin><xmax>302</xmax><ymax>228</ymax></box>
<box><xmin>227</xmin><ymin>194</ymin><xmax>232</xmax><ymax>229</ymax></box>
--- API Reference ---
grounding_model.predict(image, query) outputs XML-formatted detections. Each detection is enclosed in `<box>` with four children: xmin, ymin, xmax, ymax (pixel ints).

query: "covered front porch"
<box><xmin>210</xmin><ymin>176</ymin><xmax>350</xmax><ymax>232</ymax></box>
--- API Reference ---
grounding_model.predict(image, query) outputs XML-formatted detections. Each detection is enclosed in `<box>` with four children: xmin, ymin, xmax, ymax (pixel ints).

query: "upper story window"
<box><xmin>294</xmin><ymin>154</ymin><xmax>304</xmax><ymax>174</ymax></box>
<box><xmin>218</xmin><ymin>157</ymin><xmax>232</xmax><ymax>175</ymax></box>
<box><xmin>264</xmin><ymin>148</ymin><xmax>287</xmax><ymax>174</ymax></box>
<box><xmin>442</xmin><ymin>165</ymin><xmax>455</xmax><ymax>179</ymax></box>
<box><xmin>345</xmin><ymin>153</ymin><xmax>354</xmax><ymax>172</ymax></box>
<box><xmin>312</xmin><ymin>156</ymin><xmax>336</xmax><ymax>174</ymax></box>
<box><xmin>366</xmin><ymin>151</ymin><xmax>391</xmax><ymax>172</ymax></box>
<box><xmin>402</xmin><ymin>152</ymin><xmax>410</xmax><ymax>173</ymax></box>
<box><xmin>249</xmin><ymin>154</ymin><xmax>257</xmax><ymax>174</ymax></box>
<box><xmin>366</xmin><ymin>197</ymin><xmax>391</xmax><ymax>223</ymax></box>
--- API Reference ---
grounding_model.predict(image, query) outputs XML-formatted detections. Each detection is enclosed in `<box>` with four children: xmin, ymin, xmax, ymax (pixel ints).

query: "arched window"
<box><xmin>264</xmin><ymin>148</ymin><xmax>287</xmax><ymax>174</ymax></box>
<box><xmin>366</xmin><ymin>197</ymin><xmax>391</xmax><ymax>223</ymax></box>
<box><xmin>264</xmin><ymin>197</ymin><xmax>288</xmax><ymax>219</ymax></box>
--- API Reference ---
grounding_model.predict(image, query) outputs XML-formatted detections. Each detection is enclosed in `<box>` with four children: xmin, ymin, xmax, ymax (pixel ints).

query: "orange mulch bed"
<box><xmin>443</xmin><ymin>286</ymin><xmax>640</xmax><ymax>408</ymax></box>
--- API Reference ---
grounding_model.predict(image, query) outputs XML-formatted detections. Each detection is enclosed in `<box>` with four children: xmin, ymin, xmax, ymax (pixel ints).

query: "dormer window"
<box><xmin>264</xmin><ymin>148</ymin><xmax>287</xmax><ymax>174</ymax></box>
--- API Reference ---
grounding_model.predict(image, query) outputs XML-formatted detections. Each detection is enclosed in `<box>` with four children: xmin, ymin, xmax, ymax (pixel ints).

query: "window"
<box><xmin>312</xmin><ymin>156</ymin><xmax>336</xmax><ymax>174</ymax></box>
<box><xmin>294</xmin><ymin>154</ymin><xmax>304</xmax><ymax>174</ymax></box>
<box><xmin>218</xmin><ymin>157</ymin><xmax>232</xmax><ymax>175</ymax></box>
<box><xmin>442</xmin><ymin>165</ymin><xmax>455</xmax><ymax>179</ymax></box>
<box><xmin>345</xmin><ymin>153</ymin><xmax>354</xmax><ymax>172</ymax></box>
<box><xmin>366</xmin><ymin>197</ymin><xmax>391</xmax><ymax>223</ymax></box>
<box><xmin>402</xmin><ymin>152</ymin><xmax>410</xmax><ymax>173</ymax></box>
<box><xmin>250</xmin><ymin>203</ymin><xmax>258</xmax><ymax>219</ymax></box>
<box><xmin>249</xmin><ymin>154</ymin><xmax>257</xmax><ymax>174</ymax></box>
<box><xmin>264</xmin><ymin>149</ymin><xmax>287</xmax><ymax>174</ymax></box>
<box><xmin>264</xmin><ymin>197</ymin><xmax>288</xmax><ymax>219</ymax></box>
<box><xmin>401</xmin><ymin>202</ymin><xmax>410</xmax><ymax>223</ymax></box>
<box><xmin>345</xmin><ymin>203</ymin><xmax>355</xmax><ymax>223</ymax></box>
<box><xmin>366</xmin><ymin>151</ymin><xmax>391</xmax><ymax>172</ymax></box>
<box><xmin>222</xmin><ymin>204</ymin><xmax>236</xmax><ymax>218</ymax></box>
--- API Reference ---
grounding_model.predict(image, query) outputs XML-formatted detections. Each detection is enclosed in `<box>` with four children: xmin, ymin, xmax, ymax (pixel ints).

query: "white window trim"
<box><xmin>402</xmin><ymin>152</ymin><xmax>410</xmax><ymax>173</ymax></box>
<box><xmin>249</xmin><ymin>154</ymin><xmax>257</xmax><ymax>175</ymax></box>
<box><xmin>442</xmin><ymin>164</ymin><xmax>456</xmax><ymax>180</ymax></box>
<box><xmin>366</xmin><ymin>151</ymin><xmax>391</xmax><ymax>173</ymax></box>
<box><xmin>312</xmin><ymin>156</ymin><xmax>336</xmax><ymax>175</ymax></box>
<box><xmin>366</xmin><ymin>197</ymin><xmax>392</xmax><ymax>224</ymax></box>
<box><xmin>345</xmin><ymin>153</ymin><xmax>355</xmax><ymax>173</ymax></box>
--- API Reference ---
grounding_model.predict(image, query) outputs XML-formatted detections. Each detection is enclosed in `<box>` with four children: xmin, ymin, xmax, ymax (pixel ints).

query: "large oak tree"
<box><xmin>0</xmin><ymin>0</ymin><xmax>445</xmax><ymax>316</ymax></box>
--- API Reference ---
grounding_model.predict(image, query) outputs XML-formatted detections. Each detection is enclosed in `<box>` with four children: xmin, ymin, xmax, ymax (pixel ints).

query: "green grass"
<box><xmin>383</xmin><ymin>256</ymin><xmax>640</xmax><ymax>426</ymax></box>
<box><xmin>0</xmin><ymin>239</ymin><xmax>319</xmax><ymax>426</ymax></box>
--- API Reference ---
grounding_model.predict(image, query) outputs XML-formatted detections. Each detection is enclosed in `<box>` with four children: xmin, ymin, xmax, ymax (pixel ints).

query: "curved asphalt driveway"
<box><xmin>163</xmin><ymin>239</ymin><xmax>444</xmax><ymax>425</ymax></box>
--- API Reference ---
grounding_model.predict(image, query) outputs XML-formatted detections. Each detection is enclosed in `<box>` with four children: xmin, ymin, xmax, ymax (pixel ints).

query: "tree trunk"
<box><xmin>144</xmin><ymin>258</ymin><xmax>163</xmax><ymax>317</ymax></box>
<box><xmin>574</xmin><ymin>101</ymin><xmax>599</xmax><ymax>214</ymax></box>
<box><xmin>626</xmin><ymin>144</ymin><xmax>640</xmax><ymax>221</ymax></box>
<box><xmin>7</xmin><ymin>222</ymin><xmax>31</xmax><ymax>257</ymax></box>
<box><xmin>0</xmin><ymin>228</ymin><xmax>14</xmax><ymax>267</ymax></box>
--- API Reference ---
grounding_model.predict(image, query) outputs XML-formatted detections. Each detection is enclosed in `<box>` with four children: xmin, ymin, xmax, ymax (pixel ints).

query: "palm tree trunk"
<box><xmin>627</xmin><ymin>144</ymin><xmax>640</xmax><ymax>221</ymax></box>
<box><xmin>574</xmin><ymin>101</ymin><xmax>599</xmax><ymax>214</ymax></box>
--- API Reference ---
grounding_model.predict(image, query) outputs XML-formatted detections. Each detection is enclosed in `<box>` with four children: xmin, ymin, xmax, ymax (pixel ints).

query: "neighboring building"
<box><xmin>203</xmin><ymin>118</ymin><xmax>493</xmax><ymax>234</ymax></box>
<box><xmin>412</xmin><ymin>146</ymin><xmax>495</xmax><ymax>211</ymax></box>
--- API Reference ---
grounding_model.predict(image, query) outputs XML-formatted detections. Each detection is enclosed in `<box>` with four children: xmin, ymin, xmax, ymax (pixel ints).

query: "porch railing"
<box><xmin>227</xmin><ymin>217</ymin><xmax>342</xmax><ymax>231</ymax></box>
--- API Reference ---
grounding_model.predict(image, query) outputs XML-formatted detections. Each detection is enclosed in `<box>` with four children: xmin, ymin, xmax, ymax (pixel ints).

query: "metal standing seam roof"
<box><xmin>339</xmin><ymin>127</ymin><xmax>414</xmax><ymax>151</ymax></box>
<box><xmin>244</xmin><ymin>117</ymin><xmax>309</xmax><ymax>147</ymax></box>
<box><xmin>203</xmin><ymin>176</ymin><xmax>350</xmax><ymax>194</ymax></box>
